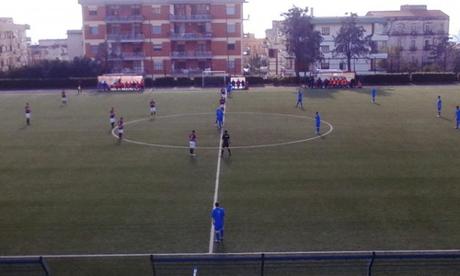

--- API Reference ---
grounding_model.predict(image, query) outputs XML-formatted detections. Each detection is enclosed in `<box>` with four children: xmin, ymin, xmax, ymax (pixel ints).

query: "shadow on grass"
<box><xmin>302</xmin><ymin>87</ymin><xmax>394</xmax><ymax>99</ymax></box>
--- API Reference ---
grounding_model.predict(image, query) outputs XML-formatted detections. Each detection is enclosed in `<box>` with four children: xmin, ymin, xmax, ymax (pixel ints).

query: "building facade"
<box><xmin>311</xmin><ymin>16</ymin><xmax>389</xmax><ymax>74</ymax></box>
<box><xmin>78</xmin><ymin>0</ymin><xmax>244</xmax><ymax>77</ymax></box>
<box><xmin>29</xmin><ymin>30</ymin><xmax>84</xmax><ymax>63</ymax></box>
<box><xmin>367</xmin><ymin>5</ymin><xmax>449</xmax><ymax>71</ymax></box>
<box><xmin>242</xmin><ymin>33</ymin><xmax>268</xmax><ymax>75</ymax></box>
<box><xmin>0</xmin><ymin>18</ymin><xmax>30</xmax><ymax>72</ymax></box>
<box><xmin>264</xmin><ymin>21</ymin><xmax>295</xmax><ymax>76</ymax></box>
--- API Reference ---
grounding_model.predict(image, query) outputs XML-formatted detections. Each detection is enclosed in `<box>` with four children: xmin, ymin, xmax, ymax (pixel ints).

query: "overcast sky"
<box><xmin>1</xmin><ymin>0</ymin><xmax>459</xmax><ymax>43</ymax></box>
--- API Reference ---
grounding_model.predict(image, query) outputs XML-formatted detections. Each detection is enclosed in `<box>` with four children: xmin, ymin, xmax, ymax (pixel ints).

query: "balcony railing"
<box><xmin>107</xmin><ymin>33</ymin><xmax>145</xmax><ymax>41</ymax></box>
<box><xmin>108</xmin><ymin>52</ymin><xmax>145</xmax><ymax>60</ymax></box>
<box><xmin>171</xmin><ymin>51</ymin><xmax>212</xmax><ymax>59</ymax></box>
<box><xmin>409</xmin><ymin>46</ymin><xmax>417</xmax><ymax>52</ymax></box>
<box><xmin>169</xmin><ymin>14</ymin><xmax>212</xmax><ymax>21</ymax></box>
<box><xmin>170</xmin><ymin>32</ymin><xmax>213</xmax><ymax>40</ymax></box>
<box><xmin>106</xmin><ymin>15</ymin><xmax>144</xmax><ymax>22</ymax></box>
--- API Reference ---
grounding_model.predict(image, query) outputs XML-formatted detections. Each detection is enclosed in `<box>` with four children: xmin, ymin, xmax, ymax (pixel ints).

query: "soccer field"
<box><xmin>1</xmin><ymin>85</ymin><xmax>460</xmax><ymax>274</ymax></box>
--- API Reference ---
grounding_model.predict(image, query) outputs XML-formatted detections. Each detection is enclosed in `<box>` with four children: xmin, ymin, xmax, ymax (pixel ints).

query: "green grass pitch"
<box><xmin>0</xmin><ymin>85</ymin><xmax>460</xmax><ymax>274</ymax></box>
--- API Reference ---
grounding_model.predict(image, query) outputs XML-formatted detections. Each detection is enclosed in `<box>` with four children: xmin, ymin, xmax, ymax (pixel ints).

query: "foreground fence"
<box><xmin>1</xmin><ymin>250</ymin><xmax>460</xmax><ymax>275</ymax></box>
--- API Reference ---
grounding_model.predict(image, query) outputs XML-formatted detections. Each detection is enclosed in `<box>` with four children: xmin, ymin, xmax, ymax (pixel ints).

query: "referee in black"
<box><xmin>221</xmin><ymin>130</ymin><xmax>231</xmax><ymax>157</ymax></box>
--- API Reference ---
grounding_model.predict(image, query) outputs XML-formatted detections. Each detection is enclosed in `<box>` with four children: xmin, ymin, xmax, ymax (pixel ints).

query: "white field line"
<box><xmin>112</xmin><ymin>112</ymin><xmax>334</xmax><ymax>149</ymax></box>
<box><xmin>2</xmin><ymin>249</ymin><xmax>460</xmax><ymax>259</ymax></box>
<box><xmin>208</xmin><ymin>97</ymin><xmax>227</xmax><ymax>254</ymax></box>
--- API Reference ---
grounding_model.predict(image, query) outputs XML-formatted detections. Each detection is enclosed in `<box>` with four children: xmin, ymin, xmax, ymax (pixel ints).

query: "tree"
<box><xmin>334</xmin><ymin>13</ymin><xmax>371</xmax><ymax>72</ymax></box>
<box><xmin>281</xmin><ymin>6</ymin><xmax>322</xmax><ymax>77</ymax></box>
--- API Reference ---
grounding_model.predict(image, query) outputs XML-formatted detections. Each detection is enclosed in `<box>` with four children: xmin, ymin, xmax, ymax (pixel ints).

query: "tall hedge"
<box><xmin>358</xmin><ymin>74</ymin><xmax>411</xmax><ymax>85</ymax></box>
<box><xmin>0</xmin><ymin>78</ymin><xmax>97</xmax><ymax>90</ymax></box>
<box><xmin>411</xmin><ymin>72</ymin><xmax>457</xmax><ymax>83</ymax></box>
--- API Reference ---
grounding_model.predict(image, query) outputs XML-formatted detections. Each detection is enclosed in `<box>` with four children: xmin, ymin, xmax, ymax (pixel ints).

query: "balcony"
<box><xmin>409</xmin><ymin>46</ymin><xmax>417</xmax><ymax>52</ymax></box>
<box><xmin>172</xmin><ymin>69</ymin><xmax>206</xmax><ymax>77</ymax></box>
<box><xmin>169</xmin><ymin>14</ymin><xmax>212</xmax><ymax>22</ymax></box>
<box><xmin>171</xmin><ymin>51</ymin><xmax>212</xmax><ymax>59</ymax></box>
<box><xmin>170</xmin><ymin>32</ymin><xmax>212</xmax><ymax>41</ymax></box>
<box><xmin>105</xmin><ymin>15</ymin><xmax>144</xmax><ymax>23</ymax></box>
<box><xmin>107</xmin><ymin>33</ymin><xmax>145</xmax><ymax>42</ymax></box>
<box><xmin>108</xmin><ymin>52</ymin><xmax>145</xmax><ymax>61</ymax></box>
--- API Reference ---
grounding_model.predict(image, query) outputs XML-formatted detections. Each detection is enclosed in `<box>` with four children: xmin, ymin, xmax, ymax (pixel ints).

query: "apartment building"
<box><xmin>367</xmin><ymin>5</ymin><xmax>449</xmax><ymax>71</ymax></box>
<box><xmin>264</xmin><ymin>21</ymin><xmax>295</xmax><ymax>76</ymax></box>
<box><xmin>311</xmin><ymin>16</ymin><xmax>389</xmax><ymax>74</ymax></box>
<box><xmin>29</xmin><ymin>30</ymin><xmax>84</xmax><ymax>64</ymax></box>
<box><xmin>78</xmin><ymin>0</ymin><xmax>244</xmax><ymax>77</ymax></box>
<box><xmin>0</xmin><ymin>18</ymin><xmax>30</xmax><ymax>72</ymax></box>
<box><xmin>242</xmin><ymin>33</ymin><xmax>267</xmax><ymax>74</ymax></box>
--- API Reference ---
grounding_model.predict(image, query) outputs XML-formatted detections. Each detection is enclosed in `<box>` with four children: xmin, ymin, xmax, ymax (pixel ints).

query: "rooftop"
<box><xmin>79</xmin><ymin>0</ymin><xmax>244</xmax><ymax>4</ymax></box>
<box><xmin>367</xmin><ymin>5</ymin><xmax>448</xmax><ymax>20</ymax></box>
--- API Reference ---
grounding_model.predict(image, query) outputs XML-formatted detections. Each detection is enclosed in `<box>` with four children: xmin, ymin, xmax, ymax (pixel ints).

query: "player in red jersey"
<box><xmin>117</xmin><ymin>117</ymin><xmax>124</xmax><ymax>142</ymax></box>
<box><xmin>25</xmin><ymin>103</ymin><xmax>31</xmax><ymax>126</ymax></box>
<box><xmin>189</xmin><ymin>130</ymin><xmax>197</xmax><ymax>156</ymax></box>
<box><xmin>219</xmin><ymin>96</ymin><xmax>226</xmax><ymax>108</ymax></box>
<box><xmin>149</xmin><ymin>99</ymin><xmax>156</xmax><ymax>119</ymax></box>
<box><xmin>109</xmin><ymin>107</ymin><xmax>116</xmax><ymax>130</ymax></box>
<box><xmin>61</xmin><ymin>90</ymin><xmax>68</xmax><ymax>105</ymax></box>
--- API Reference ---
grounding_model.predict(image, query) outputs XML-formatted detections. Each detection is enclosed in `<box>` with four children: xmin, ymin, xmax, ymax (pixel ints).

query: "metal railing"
<box><xmin>171</xmin><ymin>51</ymin><xmax>212</xmax><ymax>59</ymax></box>
<box><xmin>107</xmin><ymin>33</ymin><xmax>145</xmax><ymax>41</ymax></box>
<box><xmin>105</xmin><ymin>15</ymin><xmax>144</xmax><ymax>22</ymax></box>
<box><xmin>108</xmin><ymin>52</ymin><xmax>145</xmax><ymax>60</ymax></box>
<box><xmin>170</xmin><ymin>32</ymin><xmax>213</xmax><ymax>40</ymax></box>
<box><xmin>169</xmin><ymin>14</ymin><xmax>212</xmax><ymax>21</ymax></box>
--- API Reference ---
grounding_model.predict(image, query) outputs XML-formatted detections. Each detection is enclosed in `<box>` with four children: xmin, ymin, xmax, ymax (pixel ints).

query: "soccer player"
<box><xmin>436</xmin><ymin>96</ymin><xmax>442</xmax><ymax>118</ymax></box>
<box><xmin>371</xmin><ymin>87</ymin><xmax>377</xmax><ymax>104</ymax></box>
<box><xmin>221</xmin><ymin>130</ymin><xmax>231</xmax><ymax>157</ymax></box>
<box><xmin>296</xmin><ymin>86</ymin><xmax>304</xmax><ymax>109</ymax></box>
<box><xmin>25</xmin><ymin>103</ymin><xmax>31</xmax><ymax>126</ymax></box>
<box><xmin>61</xmin><ymin>90</ymin><xmax>68</xmax><ymax>105</ymax></box>
<box><xmin>109</xmin><ymin>107</ymin><xmax>116</xmax><ymax>130</ymax></box>
<box><xmin>149</xmin><ymin>99</ymin><xmax>156</xmax><ymax>119</ymax></box>
<box><xmin>315</xmin><ymin>112</ymin><xmax>321</xmax><ymax>135</ymax></box>
<box><xmin>212</xmin><ymin>202</ymin><xmax>225</xmax><ymax>243</ymax></box>
<box><xmin>219</xmin><ymin>96</ymin><xmax>226</xmax><ymax>108</ymax></box>
<box><xmin>189</xmin><ymin>130</ymin><xmax>197</xmax><ymax>156</ymax></box>
<box><xmin>77</xmin><ymin>85</ymin><xmax>82</xmax><ymax>95</ymax></box>
<box><xmin>216</xmin><ymin>107</ymin><xmax>224</xmax><ymax>129</ymax></box>
<box><xmin>227</xmin><ymin>82</ymin><xmax>233</xmax><ymax>97</ymax></box>
<box><xmin>117</xmin><ymin>117</ymin><xmax>124</xmax><ymax>142</ymax></box>
<box><xmin>456</xmin><ymin>106</ymin><xmax>460</xmax><ymax>129</ymax></box>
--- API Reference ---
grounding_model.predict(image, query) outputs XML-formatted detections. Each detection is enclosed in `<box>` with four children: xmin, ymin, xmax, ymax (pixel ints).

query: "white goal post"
<box><xmin>201</xmin><ymin>71</ymin><xmax>229</xmax><ymax>88</ymax></box>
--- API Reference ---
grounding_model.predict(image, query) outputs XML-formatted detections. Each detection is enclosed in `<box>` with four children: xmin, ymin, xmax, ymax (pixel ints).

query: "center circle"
<box><xmin>115</xmin><ymin>112</ymin><xmax>334</xmax><ymax>149</ymax></box>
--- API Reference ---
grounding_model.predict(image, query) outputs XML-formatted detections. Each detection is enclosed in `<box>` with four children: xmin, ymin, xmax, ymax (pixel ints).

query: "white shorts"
<box><xmin>150</xmin><ymin>107</ymin><xmax>156</xmax><ymax>113</ymax></box>
<box><xmin>110</xmin><ymin>118</ymin><xmax>116</xmax><ymax>124</ymax></box>
<box><xmin>189</xmin><ymin>141</ymin><xmax>196</xmax><ymax>149</ymax></box>
<box><xmin>62</xmin><ymin>98</ymin><xmax>67</xmax><ymax>103</ymax></box>
<box><xmin>118</xmin><ymin>129</ymin><xmax>124</xmax><ymax>134</ymax></box>
<box><xmin>25</xmin><ymin>113</ymin><xmax>31</xmax><ymax>119</ymax></box>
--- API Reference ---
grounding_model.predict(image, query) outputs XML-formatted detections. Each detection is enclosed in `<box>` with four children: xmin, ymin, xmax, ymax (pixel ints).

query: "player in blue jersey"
<box><xmin>212</xmin><ymin>202</ymin><xmax>225</xmax><ymax>243</ymax></box>
<box><xmin>436</xmin><ymin>96</ymin><xmax>442</xmax><ymax>117</ymax></box>
<box><xmin>371</xmin><ymin>87</ymin><xmax>377</xmax><ymax>104</ymax></box>
<box><xmin>456</xmin><ymin>106</ymin><xmax>460</xmax><ymax>129</ymax></box>
<box><xmin>227</xmin><ymin>82</ymin><xmax>233</xmax><ymax>97</ymax></box>
<box><xmin>296</xmin><ymin>86</ymin><xmax>304</xmax><ymax>109</ymax></box>
<box><xmin>216</xmin><ymin>107</ymin><xmax>224</xmax><ymax>129</ymax></box>
<box><xmin>315</xmin><ymin>112</ymin><xmax>321</xmax><ymax>135</ymax></box>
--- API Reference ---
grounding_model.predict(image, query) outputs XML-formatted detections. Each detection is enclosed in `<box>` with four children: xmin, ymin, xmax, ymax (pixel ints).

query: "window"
<box><xmin>339</xmin><ymin>62</ymin><xmax>345</xmax><ymax>70</ymax></box>
<box><xmin>411</xmin><ymin>40</ymin><xmax>416</xmax><ymax>48</ymax></box>
<box><xmin>89</xmin><ymin>26</ymin><xmax>98</xmax><ymax>35</ymax></box>
<box><xmin>154</xmin><ymin>60</ymin><xmax>163</xmax><ymax>71</ymax></box>
<box><xmin>321</xmin><ymin>62</ymin><xmax>329</xmax><ymax>69</ymax></box>
<box><xmin>90</xmin><ymin>45</ymin><xmax>98</xmax><ymax>55</ymax></box>
<box><xmin>132</xmin><ymin>5</ymin><xmax>141</xmax><ymax>15</ymax></box>
<box><xmin>227</xmin><ymin>43</ymin><xmax>236</xmax><ymax>50</ymax></box>
<box><xmin>227</xmin><ymin>23</ymin><xmax>236</xmax><ymax>33</ymax></box>
<box><xmin>424</xmin><ymin>24</ymin><xmax>432</xmax><ymax>33</ymax></box>
<box><xmin>228</xmin><ymin>59</ymin><xmax>235</xmax><ymax>70</ymax></box>
<box><xmin>152</xmin><ymin>7</ymin><xmax>161</xmax><ymax>15</ymax></box>
<box><xmin>321</xmin><ymin>45</ymin><xmax>330</xmax><ymax>53</ymax></box>
<box><xmin>153</xmin><ymin>43</ymin><xmax>162</xmax><ymax>51</ymax></box>
<box><xmin>321</xmin><ymin>27</ymin><xmax>330</xmax><ymax>35</ymax></box>
<box><xmin>226</xmin><ymin>4</ymin><xmax>236</xmax><ymax>15</ymax></box>
<box><xmin>152</xmin><ymin>25</ymin><xmax>161</xmax><ymax>35</ymax></box>
<box><xmin>89</xmin><ymin>9</ymin><xmax>98</xmax><ymax>16</ymax></box>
